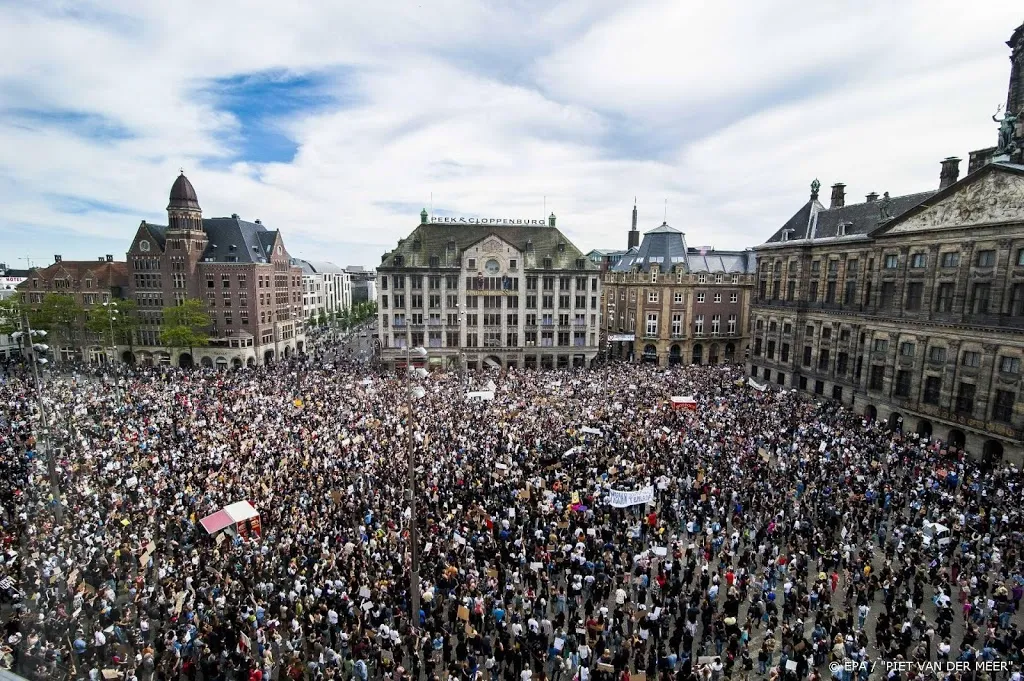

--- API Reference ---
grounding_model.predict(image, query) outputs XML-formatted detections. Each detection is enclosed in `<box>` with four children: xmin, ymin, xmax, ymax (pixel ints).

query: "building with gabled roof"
<box><xmin>15</xmin><ymin>255</ymin><xmax>129</xmax><ymax>362</ymax></box>
<box><xmin>376</xmin><ymin>210</ymin><xmax>602</xmax><ymax>371</ymax></box>
<box><xmin>124</xmin><ymin>172</ymin><xmax>305</xmax><ymax>368</ymax></box>
<box><xmin>748</xmin><ymin>21</ymin><xmax>1024</xmax><ymax>465</ymax></box>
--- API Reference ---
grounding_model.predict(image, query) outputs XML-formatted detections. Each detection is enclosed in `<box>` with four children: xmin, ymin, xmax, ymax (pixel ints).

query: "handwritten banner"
<box><xmin>609</xmin><ymin>485</ymin><xmax>655</xmax><ymax>508</ymax></box>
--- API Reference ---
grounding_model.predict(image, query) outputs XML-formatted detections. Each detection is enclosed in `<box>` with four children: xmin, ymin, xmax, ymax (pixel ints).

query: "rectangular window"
<box><xmin>976</xmin><ymin>250</ymin><xmax>995</xmax><ymax>267</ymax></box>
<box><xmin>673</xmin><ymin>291</ymin><xmax>683</xmax><ymax>304</ymax></box>
<box><xmin>872</xmin><ymin>338</ymin><xmax>888</xmax><ymax>353</ymax></box>
<box><xmin>810</xmin><ymin>260</ymin><xmax>821</xmax><ymax>273</ymax></box>
<box><xmin>894</xmin><ymin>370</ymin><xmax>911</xmax><ymax>397</ymax></box>
<box><xmin>910</xmin><ymin>253</ymin><xmax>926</xmax><ymax>268</ymax></box>
<box><xmin>962</xmin><ymin>351</ymin><xmax>980</xmax><ymax>368</ymax></box>
<box><xmin>786</xmin><ymin>280</ymin><xmax>796</xmax><ymax>301</ymax></box>
<box><xmin>467</xmin><ymin>258</ymin><xmax>476</xmax><ymax>270</ymax></box>
<box><xmin>905</xmin><ymin>282</ymin><xmax>923</xmax><ymax>311</ymax></box>
<box><xmin>803</xmin><ymin>345</ymin><xmax>812</xmax><ymax>367</ymax></box>
<box><xmin>714</xmin><ymin>292</ymin><xmax>722</xmax><ymax>303</ymax></box>
<box><xmin>935</xmin><ymin>283</ymin><xmax>954</xmax><ymax>312</ymax></box>
<box><xmin>727</xmin><ymin>314</ymin><xmax>736</xmax><ymax>334</ymax></box>
<box><xmin>941</xmin><ymin>252</ymin><xmax>960</xmax><ymax>268</ymax></box>
<box><xmin>671</xmin><ymin>313</ymin><xmax>682</xmax><ymax>336</ymax></box>
<box><xmin>869</xmin><ymin>365</ymin><xmax>885</xmax><ymax>391</ymax></box>
<box><xmin>766</xmin><ymin>340</ymin><xmax>776</xmax><ymax>360</ymax></box>
<box><xmin>780</xmin><ymin>343</ymin><xmax>790</xmax><ymax>362</ymax></box>
<box><xmin>1000</xmin><ymin>356</ymin><xmax>1021</xmax><ymax>374</ymax></box>
<box><xmin>817</xmin><ymin>348</ymin><xmax>829</xmax><ymax>371</ymax></box>
<box><xmin>808</xmin><ymin>280</ymin><xmax>818</xmax><ymax>302</ymax></box>
<box><xmin>884</xmin><ymin>254</ymin><xmax>898</xmax><ymax>269</ymax></box>
<box><xmin>754</xmin><ymin>338</ymin><xmax>762</xmax><ymax>356</ymax></box>
<box><xmin>880</xmin><ymin>281</ymin><xmax>895</xmax><ymax>308</ymax></box>
<box><xmin>697</xmin><ymin>274</ymin><xmax>706</xmax><ymax>284</ymax></box>
<box><xmin>711</xmin><ymin>314</ymin><xmax>721</xmax><ymax>334</ymax></box>
<box><xmin>646</xmin><ymin>313</ymin><xmax>658</xmax><ymax>336</ymax></box>
<box><xmin>836</xmin><ymin>352</ymin><xmax>848</xmax><ymax>375</ymax></box>
<box><xmin>715</xmin><ymin>273</ymin><xmax>723</xmax><ymax>283</ymax></box>
<box><xmin>647</xmin><ymin>290</ymin><xmax>658</xmax><ymax>303</ymax></box>
<box><xmin>993</xmin><ymin>389</ymin><xmax>1015</xmax><ymax>423</ymax></box>
<box><xmin>928</xmin><ymin>346</ymin><xmax>946</xmax><ymax>363</ymax></box>
<box><xmin>971</xmin><ymin>283</ymin><xmax>991</xmax><ymax>314</ymax></box>
<box><xmin>899</xmin><ymin>341</ymin><xmax>915</xmax><ymax>357</ymax></box>
<box><xmin>694</xmin><ymin>315</ymin><xmax>704</xmax><ymax>335</ymax></box>
<box><xmin>922</xmin><ymin>376</ymin><xmax>942</xmax><ymax>405</ymax></box>
<box><xmin>844</xmin><ymin>280</ymin><xmax>856</xmax><ymax>305</ymax></box>
<box><xmin>509</xmin><ymin>259</ymin><xmax>518</xmax><ymax>270</ymax></box>
<box><xmin>730</xmin><ymin>292</ymin><xmax>738</xmax><ymax>303</ymax></box>
<box><xmin>696</xmin><ymin>292</ymin><xmax>705</xmax><ymax>304</ymax></box>
<box><xmin>955</xmin><ymin>383</ymin><xmax>976</xmax><ymax>415</ymax></box>
<box><xmin>827</xmin><ymin>259</ymin><xmax>839</xmax><ymax>274</ymax></box>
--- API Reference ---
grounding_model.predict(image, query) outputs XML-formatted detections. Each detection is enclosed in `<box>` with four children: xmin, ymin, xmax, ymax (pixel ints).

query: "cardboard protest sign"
<box><xmin>457</xmin><ymin>605</ymin><xmax>470</xmax><ymax>621</ymax></box>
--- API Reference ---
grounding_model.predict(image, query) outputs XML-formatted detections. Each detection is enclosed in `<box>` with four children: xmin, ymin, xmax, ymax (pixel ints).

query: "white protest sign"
<box><xmin>609</xmin><ymin>486</ymin><xmax>655</xmax><ymax>508</ymax></box>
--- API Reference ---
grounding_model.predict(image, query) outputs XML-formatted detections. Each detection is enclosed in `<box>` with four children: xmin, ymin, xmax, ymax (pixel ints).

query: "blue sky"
<box><xmin>0</xmin><ymin>1</ymin><xmax>1021</xmax><ymax>269</ymax></box>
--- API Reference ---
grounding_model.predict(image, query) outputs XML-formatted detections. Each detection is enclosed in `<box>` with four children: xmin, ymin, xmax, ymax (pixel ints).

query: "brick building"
<box><xmin>17</xmin><ymin>256</ymin><xmax>129</xmax><ymax>362</ymax></box>
<box><xmin>603</xmin><ymin>209</ymin><xmax>756</xmax><ymax>366</ymax></box>
<box><xmin>125</xmin><ymin>173</ymin><xmax>305</xmax><ymax>368</ymax></box>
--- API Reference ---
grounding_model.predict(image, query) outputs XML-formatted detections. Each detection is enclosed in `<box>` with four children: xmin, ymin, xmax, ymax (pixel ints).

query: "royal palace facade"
<box><xmin>749</xmin><ymin>21</ymin><xmax>1024</xmax><ymax>465</ymax></box>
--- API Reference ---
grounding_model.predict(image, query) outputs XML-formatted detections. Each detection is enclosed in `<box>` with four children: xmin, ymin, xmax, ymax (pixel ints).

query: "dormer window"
<box><xmin>394</xmin><ymin>255</ymin><xmax>405</xmax><ymax>267</ymax></box>
<box><xmin>781</xmin><ymin>229</ymin><xmax>793</xmax><ymax>242</ymax></box>
<box><xmin>543</xmin><ymin>257</ymin><xmax>553</xmax><ymax>269</ymax></box>
<box><xmin>557</xmin><ymin>242</ymin><xmax>566</xmax><ymax>253</ymax></box>
<box><xmin>837</xmin><ymin>223</ymin><xmax>848</xmax><ymax>237</ymax></box>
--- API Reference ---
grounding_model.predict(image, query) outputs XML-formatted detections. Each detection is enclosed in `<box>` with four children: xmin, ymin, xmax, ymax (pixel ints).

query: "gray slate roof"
<box><xmin>764</xmin><ymin>191</ymin><xmax>935</xmax><ymax>244</ymax></box>
<box><xmin>380</xmin><ymin>221</ymin><xmax>597</xmax><ymax>270</ymax></box>
<box><xmin>140</xmin><ymin>217</ymin><xmax>281</xmax><ymax>263</ymax></box>
<box><xmin>292</xmin><ymin>259</ymin><xmax>345</xmax><ymax>275</ymax></box>
<box><xmin>203</xmin><ymin>217</ymin><xmax>280</xmax><ymax>263</ymax></box>
<box><xmin>611</xmin><ymin>222</ymin><xmax>755</xmax><ymax>274</ymax></box>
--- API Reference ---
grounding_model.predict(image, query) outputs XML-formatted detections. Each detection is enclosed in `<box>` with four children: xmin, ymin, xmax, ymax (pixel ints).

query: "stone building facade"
<box><xmin>748</xmin><ymin>22</ymin><xmax>1024</xmax><ymax>465</ymax></box>
<box><xmin>750</xmin><ymin>164</ymin><xmax>1024</xmax><ymax>465</ymax></box>
<box><xmin>376</xmin><ymin>211</ymin><xmax>602</xmax><ymax>371</ymax></box>
<box><xmin>124</xmin><ymin>173</ymin><xmax>305</xmax><ymax>368</ymax></box>
<box><xmin>603</xmin><ymin>216</ymin><xmax>756</xmax><ymax>366</ymax></box>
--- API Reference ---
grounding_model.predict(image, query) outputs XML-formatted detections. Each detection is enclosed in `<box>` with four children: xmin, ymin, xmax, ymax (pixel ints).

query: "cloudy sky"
<box><xmin>1</xmin><ymin>1</ymin><xmax>1021</xmax><ymax>270</ymax></box>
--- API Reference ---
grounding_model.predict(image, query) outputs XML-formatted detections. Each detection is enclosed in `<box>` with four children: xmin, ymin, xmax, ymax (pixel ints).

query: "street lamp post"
<box><xmin>14</xmin><ymin>313</ymin><xmax>62</xmax><ymax>524</ymax></box>
<box><xmin>103</xmin><ymin>302</ymin><xmax>123</xmax><ymax>403</ymax></box>
<box><xmin>404</xmin><ymin>326</ymin><xmax>428</xmax><ymax>629</ymax></box>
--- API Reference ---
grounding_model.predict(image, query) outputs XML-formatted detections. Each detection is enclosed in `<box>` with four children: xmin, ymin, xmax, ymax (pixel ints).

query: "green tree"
<box><xmin>159</xmin><ymin>299</ymin><xmax>211</xmax><ymax>360</ymax></box>
<box><xmin>317</xmin><ymin>310</ymin><xmax>328</xmax><ymax>328</ymax></box>
<box><xmin>0</xmin><ymin>296</ymin><xmax>25</xmax><ymax>337</ymax></box>
<box><xmin>36</xmin><ymin>293</ymin><xmax>86</xmax><ymax>355</ymax></box>
<box><xmin>86</xmin><ymin>299</ymin><xmax>139</xmax><ymax>349</ymax></box>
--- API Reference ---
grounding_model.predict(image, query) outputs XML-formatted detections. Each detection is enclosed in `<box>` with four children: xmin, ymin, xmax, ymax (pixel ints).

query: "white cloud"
<box><xmin>0</xmin><ymin>0</ymin><xmax>1022</xmax><ymax>268</ymax></box>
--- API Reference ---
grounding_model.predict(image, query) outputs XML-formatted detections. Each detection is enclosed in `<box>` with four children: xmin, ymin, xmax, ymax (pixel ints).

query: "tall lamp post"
<box><xmin>12</xmin><ymin>313</ymin><xmax>62</xmax><ymax>524</ymax></box>
<box><xmin>102</xmin><ymin>301</ymin><xmax>124</xmax><ymax>402</ymax></box>
<box><xmin>404</xmin><ymin>339</ymin><xmax>428</xmax><ymax>628</ymax></box>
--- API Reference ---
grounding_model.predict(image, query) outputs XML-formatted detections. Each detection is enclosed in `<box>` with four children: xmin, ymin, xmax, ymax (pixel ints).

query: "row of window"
<box><xmin>382</xmin><ymin>274</ymin><xmax>599</xmax><ymax>292</ymax></box>
<box><xmin>627</xmin><ymin>313</ymin><xmax>738</xmax><ymax>337</ymax></box>
<box><xmin>391</xmin><ymin>330</ymin><xmax>596</xmax><ymax>348</ymax></box>
<box><xmin>386</xmin><ymin>313</ymin><xmax>598</xmax><ymax>327</ymax></box>
<box><xmin>635</xmin><ymin>290</ymin><xmax>740</xmax><ymax>304</ymax></box>
<box><xmin>380</xmin><ymin>294</ymin><xmax>599</xmax><ymax>311</ymax></box>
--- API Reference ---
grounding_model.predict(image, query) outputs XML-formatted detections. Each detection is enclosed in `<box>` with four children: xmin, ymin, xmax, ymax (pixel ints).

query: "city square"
<box><xmin>2</xmin><ymin>4</ymin><xmax>1024</xmax><ymax>681</ymax></box>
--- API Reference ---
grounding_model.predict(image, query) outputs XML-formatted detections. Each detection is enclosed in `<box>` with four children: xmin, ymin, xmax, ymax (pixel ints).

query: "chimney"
<box><xmin>98</xmin><ymin>257</ymin><xmax>105</xmax><ymax>261</ymax></box>
<box><xmin>829</xmin><ymin>183</ymin><xmax>845</xmax><ymax>209</ymax></box>
<box><xmin>255</xmin><ymin>218</ymin><xmax>262</xmax><ymax>224</ymax></box>
<box><xmin>865</xmin><ymin>192</ymin><xmax>879</xmax><ymax>203</ymax></box>
<box><xmin>939</xmin><ymin>157</ymin><xmax>961</xmax><ymax>190</ymax></box>
<box><xmin>106</xmin><ymin>254</ymin><xmax>114</xmax><ymax>262</ymax></box>
<box><xmin>54</xmin><ymin>255</ymin><xmax>62</xmax><ymax>263</ymax></box>
<box><xmin>628</xmin><ymin>201</ymin><xmax>640</xmax><ymax>250</ymax></box>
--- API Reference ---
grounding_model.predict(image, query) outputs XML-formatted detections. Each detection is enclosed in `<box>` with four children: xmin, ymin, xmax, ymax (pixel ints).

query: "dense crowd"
<box><xmin>1</xmin><ymin>337</ymin><xmax>1022</xmax><ymax>681</ymax></box>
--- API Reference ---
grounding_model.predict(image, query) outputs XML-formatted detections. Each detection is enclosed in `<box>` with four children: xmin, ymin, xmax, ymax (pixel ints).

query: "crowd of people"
<box><xmin>1</xmin><ymin>334</ymin><xmax>1022</xmax><ymax>681</ymax></box>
